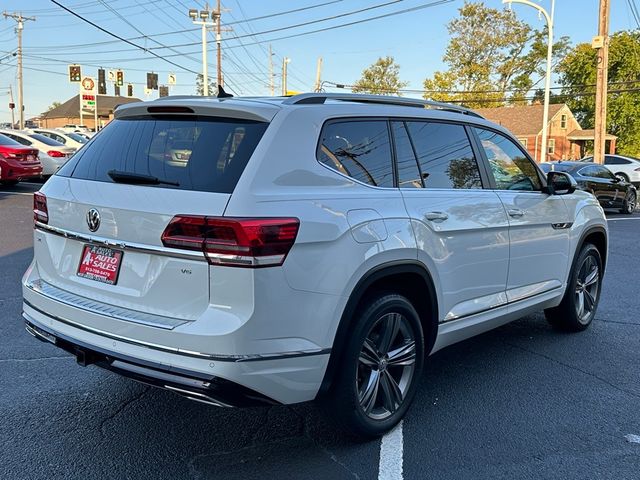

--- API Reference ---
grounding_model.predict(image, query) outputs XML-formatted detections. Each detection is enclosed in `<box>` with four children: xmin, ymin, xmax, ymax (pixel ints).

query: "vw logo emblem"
<box><xmin>86</xmin><ymin>208</ymin><xmax>101</xmax><ymax>232</ymax></box>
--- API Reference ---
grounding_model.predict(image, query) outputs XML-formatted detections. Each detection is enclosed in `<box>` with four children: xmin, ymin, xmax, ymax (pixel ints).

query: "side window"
<box><xmin>579</xmin><ymin>166</ymin><xmax>598</xmax><ymax>178</ymax></box>
<box><xmin>474</xmin><ymin>128</ymin><xmax>542</xmax><ymax>191</ymax></box>
<box><xmin>592</xmin><ymin>166</ymin><xmax>615</xmax><ymax>179</ymax></box>
<box><xmin>318</xmin><ymin>120</ymin><xmax>394</xmax><ymax>188</ymax></box>
<box><xmin>605</xmin><ymin>156</ymin><xmax>628</xmax><ymax>165</ymax></box>
<box><xmin>53</xmin><ymin>134</ymin><xmax>66</xmax><ymax>144</ymax></box>
<box><xmin>405</xmin><ymin>121</ymin><xmax>482</xmax><ymax>189</ymax></box>
<box><xmin>8</xmin><ymin>134</ymin><xmax>31</xmax><ymax>146</ymax></box>
<box><xmin>391</xmin><ymin>121</ymin><xmax>422</xmax><ymax>188</ymax></box>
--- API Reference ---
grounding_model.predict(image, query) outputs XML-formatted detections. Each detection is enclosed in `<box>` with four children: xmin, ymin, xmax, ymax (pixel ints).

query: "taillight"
<box><xmin>47</xmin><ymin>150</ymin><xmax>66</xmax><ymax>158</ymax></box>
<box><xmin>161</xmin><ymin>216</ymin><xmax>299</xmax><ymax>268</ymax></box>
<box><xmin>33</xmin><ymin>192</ymin><xmax>48</xmax><ymax>224</ymax></box>
<box><xmin>0</xmin><ymin>151</ymin><xmax>19</xmax><ymax>160</ymax></box>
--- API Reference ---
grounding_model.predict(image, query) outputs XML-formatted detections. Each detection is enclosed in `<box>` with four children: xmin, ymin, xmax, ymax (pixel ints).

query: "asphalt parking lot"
<box><xmin>1</xmin><ymin>183</ymin><xmax>639</xmax><ymax>480</ymax></box>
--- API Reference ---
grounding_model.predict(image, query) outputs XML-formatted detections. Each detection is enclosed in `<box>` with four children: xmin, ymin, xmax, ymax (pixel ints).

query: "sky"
<box><xmin>0</xmin><ymin>0</ymin><xmax>637</xmax><ymax>124</ymax></box>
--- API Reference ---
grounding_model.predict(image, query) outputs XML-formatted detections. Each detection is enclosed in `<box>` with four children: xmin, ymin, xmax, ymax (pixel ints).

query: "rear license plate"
<box><xmin>77</xmin><ymin>245</ymin><xmax>123</xmax><ymax>285</ymax></box>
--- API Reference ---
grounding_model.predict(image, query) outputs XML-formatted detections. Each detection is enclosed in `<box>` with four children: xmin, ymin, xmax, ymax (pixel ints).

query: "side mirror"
<box><xmin>543</xmin><ymin>171</ymin><xmax>577</xmax><ymax>195</ymax></box>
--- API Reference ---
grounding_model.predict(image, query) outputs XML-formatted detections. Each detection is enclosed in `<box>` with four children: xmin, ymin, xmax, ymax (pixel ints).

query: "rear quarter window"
<box><xmin>317</xmin><ymin>120</ymin><xmax>394</xmax><ymax>188</ymax></box>
<box><xmin>63</xmin><ymin>116</ymin><xmax>268</xmax><ymax>193</ymax></box>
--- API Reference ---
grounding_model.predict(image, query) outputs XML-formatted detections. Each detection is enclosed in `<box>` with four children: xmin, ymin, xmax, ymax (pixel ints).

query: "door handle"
<box><xmin>508</xmin><ymin>209</ymin><xmax>525</xmax><ymax>218</ymax></box>
<box><xmin>425</xmin><ymin>211</ymin><xmax>449</xmax><ymax>222</ymax></box>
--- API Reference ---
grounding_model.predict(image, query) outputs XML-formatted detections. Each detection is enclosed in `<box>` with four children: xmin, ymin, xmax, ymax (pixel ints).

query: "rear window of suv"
<box><xmin>60</xmin><ymin>116</ymin><xmax>268</xmax><ymax>193</ymax></box>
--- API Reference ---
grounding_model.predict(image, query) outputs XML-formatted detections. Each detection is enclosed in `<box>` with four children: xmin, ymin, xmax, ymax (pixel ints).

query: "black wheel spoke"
<box><xmin>584</xmin><ymin>266</ymin><xmax>598</xmax><ymax>287</ymax></box>
<box><xmin>359</xmin><ymin>339</ymin><xmax>380</xmax><ymax>367</ymax></box>
<box><xmin>377</xmin><ymin>313</ymin><xmax>401</xmax><ymax>355</ymax></box>
<box><xmin>359</xmin><ymin>370</ymin><xmax>380</xmax><ymax>414</ymax></box>
<box><xmin>387</xmin><ymin>341</ymin><xmax>416</xmax><ymax>366</ymax></box>
<box><xmin>380</xmin><ymin>371</ymin><xmax>403</xmax><ymax>413</ymax></box>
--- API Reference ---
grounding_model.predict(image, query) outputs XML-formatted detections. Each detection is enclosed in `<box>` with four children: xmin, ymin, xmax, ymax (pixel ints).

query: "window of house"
<box><xmin>548</xmin><ymin>139</ymin><xmax>555</xmax><ymax>155</ymax></box>
<box><xmin>517</xmin><ymin>138</ymin><xmax>528</xmax><ymax>148</ymax></box>
<box><xmin>560</xmin><ymin>114</ymin><xmax>567</xmax><ymax>129</ymax></box>
<box><xmin>318</xmin><ymin>120</ymin><xmax>394</xmax><ymax>188</ymax></box>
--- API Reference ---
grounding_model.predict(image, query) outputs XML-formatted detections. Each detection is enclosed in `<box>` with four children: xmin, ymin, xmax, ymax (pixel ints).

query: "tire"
<box><xmin>327</xmin><ymin>293</ymin><xmax>424</xmax><ymax>438</ymax></box>
<box><xmin>620</xmin><ymin>190</ymin><xmax>636</xmax><ymax>214</ymax></box>
<box><xmin>615</xmin><ymin>172</ymin><xmax>629</xmax><ymax>183</ymax></box>
<box><xmin>0</xmin><ymin>180</ymin><xmax>19</xmax><ymax>186</ymax></box>
<box><xmin>544</xmin><ymin>243</ymin><xmax>603</xmax><ymax>332</ymax></box>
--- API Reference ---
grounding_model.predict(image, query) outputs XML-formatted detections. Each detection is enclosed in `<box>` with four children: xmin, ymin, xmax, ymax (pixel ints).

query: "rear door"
<box><xmin>472</xmin><ymin>127</ymin><xmax>570</xmax><ymax>302</ymax></box>
<box><xmin>397</xmin><ymin>120</ymin><xmax>510</xmax><ymax>322</ymax></box>
<box><xmin>34</xmin><ymin>115</ymin><xmax>269</xmax><ymax>320</ymax></box>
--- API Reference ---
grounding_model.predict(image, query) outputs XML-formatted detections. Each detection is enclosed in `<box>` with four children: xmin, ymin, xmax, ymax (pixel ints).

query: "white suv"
<box><xmin>23</xmin><ymin>93</ymin><xmax>608</xmax><ymax>437</ymax></box>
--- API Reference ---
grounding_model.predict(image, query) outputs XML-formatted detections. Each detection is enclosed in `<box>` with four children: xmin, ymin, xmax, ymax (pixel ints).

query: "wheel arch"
<box><xmin>317</xmin><ymin>260</ymin><xmax>439</xmax><ymax>397</ymax></box>
<box><xmin>574</xmin><ymin>225</ymin><xmax>608</xmax><ymax>273</ymax></box>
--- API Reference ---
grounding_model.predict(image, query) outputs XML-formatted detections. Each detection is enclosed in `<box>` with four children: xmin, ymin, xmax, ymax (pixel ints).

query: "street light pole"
<box><xmin>188</xmin><ymin>7</ymin><xmax>215</xmax><ymax>96</ymax></box>
<box><xmin>282</xmin><ymin>57</ymin><xmax>290</xmax><ymax>96</ymax></box>
<box><xmin>503</xmin><ymin>0</ymin><xmax>555</xmax><ymax>163</ymax></box>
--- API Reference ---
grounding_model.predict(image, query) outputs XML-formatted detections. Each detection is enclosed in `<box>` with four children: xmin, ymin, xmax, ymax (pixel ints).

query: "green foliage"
<box><xmin>195</xmin><ymin>73</ymin><xmax>216</xmax><ymax>96</ymax></box>
<box><xmin>558</xmin><ymin>31</ymin><xmax>640</xmax><ymax>156</ymax></box>
<box><xmin>352</xmin><ymin>56</ymin><xmax>408</xmax><ymax>95</ymax></box>
<box><xmin>47</xmin><ymin>101</ymin><xmax>62</xmax><ymax>112</ymax></box>
<box><xmin>423</xmin><ymin>1</ymin><xmax>569</xmax><ymax>108</ymax></box>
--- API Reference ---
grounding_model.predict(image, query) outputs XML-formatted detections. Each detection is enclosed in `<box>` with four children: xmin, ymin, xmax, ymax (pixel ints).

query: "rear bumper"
<box><xmin>22</xmin><ymin>297</ymin><xmax>331</xmax><ymax>405</ymax></box>
<box><xmin>0</xmin><ymin>159</ymin><xmax>42</xmax><ymax>180</ymax></box>
<box><xmin>25</xmin><ymin>318</ymin><xmax>277</xmax><ymax>407</ymax></box>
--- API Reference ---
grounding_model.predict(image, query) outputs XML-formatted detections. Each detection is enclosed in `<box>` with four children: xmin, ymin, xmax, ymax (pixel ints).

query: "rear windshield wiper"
<box><xmin>108</xmin><ymin>170</ymin><xmax>179</xmax><ymax>186</ymax></box>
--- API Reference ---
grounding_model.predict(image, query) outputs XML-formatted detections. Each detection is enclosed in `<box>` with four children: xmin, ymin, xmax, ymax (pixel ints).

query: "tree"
<box><xmin>558</xmin><ymin>31</ymin><xmax>640</xmax><ymax>156</ymax></box>
<box><xmin>47</xmin><ymin>101</ymin><xmax>62</xmax><ymax>111</ymax></box>
<box><xmin>352</xmin><ymin>56</ymin><xmax>408</xmax><ymax>95</ymax></box>
<box><xmin>195</xmin><ymin>74</ymin><xmax>216</xmax><ymax>96</ymax></box>
<box><xmin>423</xmin><ymin>1</ymin><xmax>569</xmax><ymax>108</ymax></box>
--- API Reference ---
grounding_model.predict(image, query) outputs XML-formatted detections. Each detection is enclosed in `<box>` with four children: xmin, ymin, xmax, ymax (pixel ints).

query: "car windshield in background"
<box><xmin>29</xmin><ymin>133</ymin><xmax>65</xmax><ymax>146</ymax></box>
<box><xmin>64</xmin><ymin>117</ymin><xmax>268</xmax><ymax>193</ymax></box>
<box><xmin>539</xmin><ymin>163</ymin><xmax>574</xmax><ymax>173</ymax></box>
<box><xmin>66</xmin><ymin>132</ymin><xmax>88</xmax><ymax>143</ymax></box>
<box><xmin>0</xmin><ymin>133</ymin><xmax>21</xmax><ymax>146</ymax></box>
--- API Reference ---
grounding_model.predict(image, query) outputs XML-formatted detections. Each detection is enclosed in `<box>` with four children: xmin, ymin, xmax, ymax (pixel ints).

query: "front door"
<box><xmin>394</xmin><ymin>120</ymin><xmax>510</xmax><ymax>322</ymax></box>
<box><xmin>472</xmin><ymin>127</ymin><xmax>571</xmax><ymax>303</ymax></box>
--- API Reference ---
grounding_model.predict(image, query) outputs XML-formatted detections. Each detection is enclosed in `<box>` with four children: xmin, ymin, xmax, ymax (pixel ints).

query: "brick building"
<box><xmin>475</xmin><ymin>104</ymin><xmax>617</xmax><ymax>162</ymax></box>
<box><xmin>40</xmin><ymin>94</ymin><xmax>141</xmax><ymax>130</ymax></box>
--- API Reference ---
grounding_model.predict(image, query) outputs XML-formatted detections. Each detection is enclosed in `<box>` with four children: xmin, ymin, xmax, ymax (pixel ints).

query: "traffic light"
<box><xmin>147</xmin><ymin>72</ymin><xmax>158</xmax><ymax>90</ymax></box>
<box><xmin>114</xmin><ymin>84</ymin><xmax>120</xmax><ymax>96</ymax></box>
<box><xmin>68</xmin><ymin>65</ymin><xmax>81</xmax><ymax>83</ymax></box>
<box><xmin>97</xmin><ymin>68</ymin><xmax>106</xmax><ymax>95</ymax></box>
<box><xmin>127</xmin><ymin>84</ymin><xmax>133</xmax><ymax>97</ymax></box>
<box><xmin>159</xmin><ymin>85</ymin><xmax>168</xmax><ymax>97</ymax></box>
<box><xmin>116</xmin><ymin>70</ymin><xmax>124</xmax><ymax>87</ymax></box>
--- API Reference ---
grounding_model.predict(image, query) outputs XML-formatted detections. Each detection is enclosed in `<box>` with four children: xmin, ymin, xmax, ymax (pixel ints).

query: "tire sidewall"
<box><xmin>338</xmin><ymin>293</ymin><xmax>425</xmax><ymax>437</ymax></box>
<box><xmin>566</xmin><ymin>244</ymin><xmax>603</xmax><ymax>328</ymax></box>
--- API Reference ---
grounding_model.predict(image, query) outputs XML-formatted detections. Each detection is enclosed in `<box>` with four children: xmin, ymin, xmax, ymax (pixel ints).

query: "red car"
<box><xmin>0</xmin><ymin>133</ymin><xmax>42</xmax><ymax>185</ymax></box>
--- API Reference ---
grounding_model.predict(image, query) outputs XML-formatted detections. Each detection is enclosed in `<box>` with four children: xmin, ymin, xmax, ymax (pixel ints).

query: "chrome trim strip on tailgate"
<box><xmin>34</xmin><ymin>221</ymin><xmax>207</xmax><ymax>262</ymax></box>
<box><xmin>25</xmin><ymin>278</ymin><xmax>188</xmax><ymax>330</ymax></box>
<box><xmin>23</xmin><ymin>304</ymin><xmax>332</xmax><ymax>363</ymax></box>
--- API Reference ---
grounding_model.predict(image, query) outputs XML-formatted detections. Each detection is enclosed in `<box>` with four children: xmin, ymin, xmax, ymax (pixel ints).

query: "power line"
<box><xmin>49</xmin><ymin>0</ymin><xmax>200</xmax><ymax>74</ymax></box>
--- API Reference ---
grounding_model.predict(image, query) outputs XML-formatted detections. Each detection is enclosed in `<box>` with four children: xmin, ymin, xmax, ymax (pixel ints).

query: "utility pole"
<box><xmin>3</xmin><ymin>11</ymin><xmax>35</xmax><ymax>130</ymax></box>
<box><xmin>215</xmin><ymin>0</ymin><xmax>223</xmax><ymax>88</ymax></box>
<box><xmin>188</xmin><ymin>7</ymin><xmax>214</xmax><ymax>96</ymax></box>
<box><xmin>8</xmin><ymin>85</ymin><xmax>15</xmax><ymax>129</ymax></box>
<box><xmin>314</xmin><ymin>57</ymin><xmax>323</xmax><ymax>92</ymax></box>
<box><xmin>268</xmin><ymin>44</ymin><xmax>274</xmax><ymax>96</ymax></box>
<box><xmin>282</xmin><ymin>57</ymin><xmax>290</xmax><ymax>96</ymax></box>
<box><xmin>593</xmin><ymin>0</ymin><xmax>610</xmax><ymax>164</ymax></box>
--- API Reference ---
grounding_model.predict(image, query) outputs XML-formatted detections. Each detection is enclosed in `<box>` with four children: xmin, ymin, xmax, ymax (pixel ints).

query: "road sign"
<box><xmin>159</xmin><ymin>85</ymin><xmax>169</xmax><ymax>97</ymax></box>
<box><xmin>80</xmin><ymin>76</ymin><xmax>96</xmax><ymax>111</ymax></box>
<box><xmin>168</xmin><ymin>73</ymin><xmax>176</xmax><ymax>85</ymax></box>
<box><xmin>108</xmin><ymin>70</ymin><xmax>115</xmax><ymax>82</ymax></box>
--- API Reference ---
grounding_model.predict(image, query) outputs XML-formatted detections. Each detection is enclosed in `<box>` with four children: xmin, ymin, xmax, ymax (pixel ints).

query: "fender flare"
<box><xmin>317</xmin><ymin>260</ymin><xmax>439</xmax><ymax>397</ymax></box>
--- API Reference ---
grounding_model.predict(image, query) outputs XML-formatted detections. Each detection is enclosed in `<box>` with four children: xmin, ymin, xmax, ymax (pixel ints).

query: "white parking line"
<box><xmin>0</xmin><ymin>191</ymin><xmax>35</xmax><ymax>196</ymax></box>
<box><xmin>607</xmin><ymin>217</ymin><xmax>640</xmax><ymax>221</ymax></box>
<box><xmin>625</xmin><ymin>434</ymin><xmax>640</xmax><ymax>444</ymax></box>
<box><xmin>379</xmin><ymin>420</ymin><xmax>403</xmax><ymax>480</ymax></box>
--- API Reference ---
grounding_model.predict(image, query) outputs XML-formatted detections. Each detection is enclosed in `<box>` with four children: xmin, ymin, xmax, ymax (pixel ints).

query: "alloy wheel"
<box><xmin>575</xmin><ymin>254</ymin><xmax>600</xmax><ymax>324</ymax></box>
<box><xmin>627</xmin><ymin>192</ymin><xmax>637</xmax><ymax>212</ymax></box>
<box><xmin>357</xmin><ymin>312</ymin><xmax>416</xmax><ymax>420</ymax></box>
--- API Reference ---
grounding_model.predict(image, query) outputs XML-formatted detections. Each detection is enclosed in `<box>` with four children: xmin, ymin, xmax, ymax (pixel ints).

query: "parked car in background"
<box><xmin>0</xmin><ymin>129</ymin><xmax>75</xmax><ymax>177</ymax></box>
<box><xmin>580</xmin><ymin>154</ymin><xmax>640</xmax><ymax>186</ymax></box>
<box><xmin>540</xmin><ymin>161</ymin><xmax>636</xmax><ymax>214</ymax></box>
<box><xmin>29</xmin><ymin>128</ymin><xmax>88</xmax><ymax>150</ymax></box>
<box><xmin>59</xmin><ymin>124</ymin><xmax>91</xmax><ymax>134</ymax></box>
<box><xmin>0</xmin><ymin>133</ymin><xmax>42</xmax><ymax>185</ymax></box>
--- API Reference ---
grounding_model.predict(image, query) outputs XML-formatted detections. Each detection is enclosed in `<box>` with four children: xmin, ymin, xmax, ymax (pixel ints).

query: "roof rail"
<box><xmin>281</xmin><ymin>93</ymin><xmax>484</xmax><ymax>119</ymax></box>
